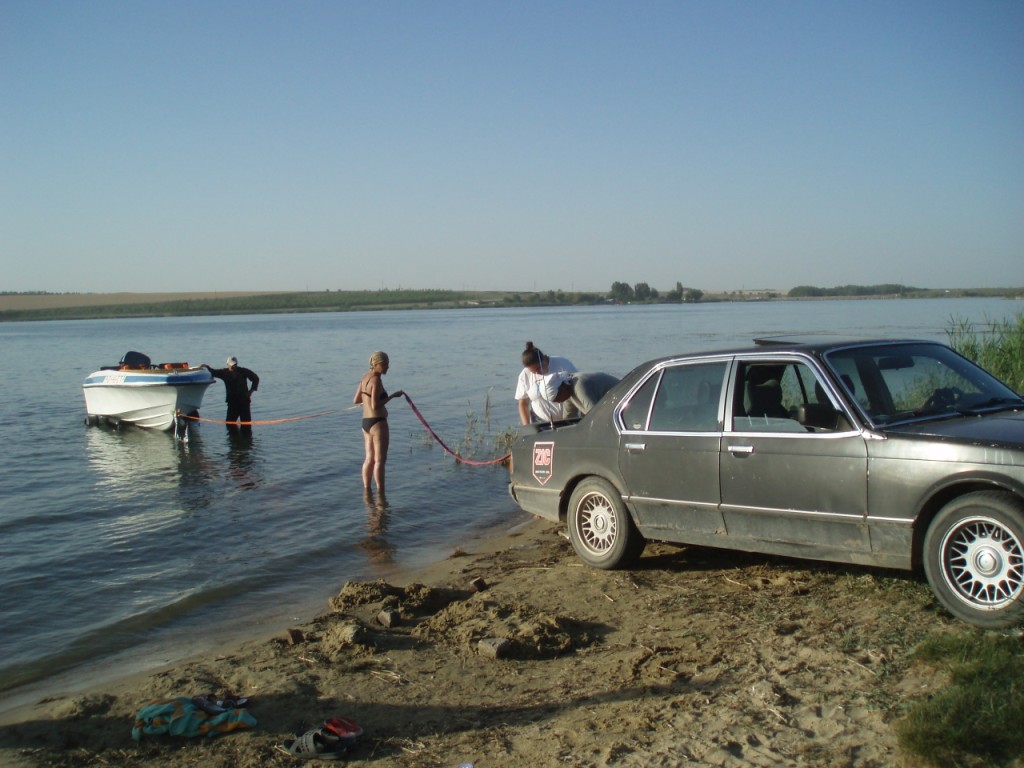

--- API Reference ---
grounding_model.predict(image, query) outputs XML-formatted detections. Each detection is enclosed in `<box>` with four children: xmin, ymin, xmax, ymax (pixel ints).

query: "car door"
<box><xmin>719</xmin><ymin>355</ymin><xmax>872</xmax><ymax>559</ymax></box>
<box><xmin>616</xmin><ymin>359</ymin><xmax>727</xmax><ymax>537</ymax></box>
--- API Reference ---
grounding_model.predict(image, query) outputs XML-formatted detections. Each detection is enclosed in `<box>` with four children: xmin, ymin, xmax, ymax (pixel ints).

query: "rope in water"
<box><xmin>398</xmin><ymin>393</ymin><xmax>511</xmax><ymax>467</ymax></box>
<box><xmin>183</xmin><ymin>409</ymin><xmax>343</xmax><ymax>426</ymax></box>
<box><xmin>183</xmin><ymin>396</ymin><xmax>512</xmax><ymax>467</ymax></box>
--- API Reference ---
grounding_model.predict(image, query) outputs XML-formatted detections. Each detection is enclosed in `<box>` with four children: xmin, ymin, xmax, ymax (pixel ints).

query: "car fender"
<box><xmin>906</xmin><ymin>470</ymin><xmax>1024</xmax><ymax>567</ymax></box>
<box><xmin>559</xmin><ymin>466</ymin><xmax>635</xmax><ymax>523</ymax></box>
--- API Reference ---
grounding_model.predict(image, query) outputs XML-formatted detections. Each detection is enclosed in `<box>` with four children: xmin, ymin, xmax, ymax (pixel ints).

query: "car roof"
<box><xmin>640</xmin><ymin>336</ymin><xmax>936</xmax><ymax>368</ymax></box>
<box><xmin>751</xmin><ymin>334</ymin><xmax>933</xmax><ymax>351</ymax></box>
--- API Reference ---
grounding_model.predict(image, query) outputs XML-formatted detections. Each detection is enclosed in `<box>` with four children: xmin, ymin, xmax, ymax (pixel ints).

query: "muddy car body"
<box><xmin>508</xmin><ymin>337</ymin><xmax>1024</xmax><ymax>628</ymax></box>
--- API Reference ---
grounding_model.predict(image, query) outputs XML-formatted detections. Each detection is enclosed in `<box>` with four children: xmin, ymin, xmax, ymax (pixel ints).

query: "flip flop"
<box><xmin>324</xmin><ymin>716</ymin><xmax>363</xmax><ymax>744</ymax></box>
<box><xmin>276</xmin><ymin>727</ymin><xmax>348</xmax><ymax>760</ymax></box>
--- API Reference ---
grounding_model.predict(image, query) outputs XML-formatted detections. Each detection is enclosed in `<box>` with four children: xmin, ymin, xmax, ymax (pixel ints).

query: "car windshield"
<box><xmin>824</xmin><ymin>342</ymin><xmax>1023</xmax><ymax>426</ymax></box>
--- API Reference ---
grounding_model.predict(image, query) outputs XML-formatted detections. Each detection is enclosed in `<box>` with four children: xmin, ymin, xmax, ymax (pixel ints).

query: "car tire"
<box><xmin>923</xmin><ymin>491</ymin><xmax>1024</xmax><ymax>628</ymax></box>
<box><xmin>567</xmin><ymin>477</ymin><xmax>645</xmax><ymax>570</ymax></box>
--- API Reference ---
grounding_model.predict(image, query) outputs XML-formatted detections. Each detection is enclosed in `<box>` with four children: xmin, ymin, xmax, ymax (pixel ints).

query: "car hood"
<box><xmin>885</xmin><ymin>409</ymin><xmax>1024</xmax><ymax>446</ymax></box>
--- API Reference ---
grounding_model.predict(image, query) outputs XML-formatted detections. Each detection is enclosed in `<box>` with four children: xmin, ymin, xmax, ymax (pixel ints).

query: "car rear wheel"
<box><xmin>923</xmin><ymin>491</ymin><xmax>1024</xmax><ymax>628</ymax></box>
<box><xmin>567</xmin><ymin>477</ymin><xmax>645</xmax><ymax>569</ymax></box>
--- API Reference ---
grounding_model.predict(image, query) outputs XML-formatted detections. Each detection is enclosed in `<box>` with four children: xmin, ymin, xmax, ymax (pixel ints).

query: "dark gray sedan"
<box><xmin>508</xmin><ymin>337</ymin><xmax>1024</xmax><ymax>628</ymax></box>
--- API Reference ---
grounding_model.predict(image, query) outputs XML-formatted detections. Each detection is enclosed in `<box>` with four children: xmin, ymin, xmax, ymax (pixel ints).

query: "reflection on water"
<box><xmin>85</xmin><ymin>427</ymin><xmax>211</xmax><ymax>499</ymax></box>
<box><xmin>85</xmin><ymin>423</ymin><xmax>268</xmax><ymax>506</ymax></box>
<box><xmin>358</xmin><ymin>489</ymin><xmax>394</xmax><ymax>565</ymax></box>
<box><xmin>225</xmin><ymin>429</ymin><xmax>262</xmax><ymax>491</ymax></box>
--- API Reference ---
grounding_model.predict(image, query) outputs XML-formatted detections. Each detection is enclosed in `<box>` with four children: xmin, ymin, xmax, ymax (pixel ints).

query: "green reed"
<box><xmin>946</xmin><ymin>311</ymin><xmax>1024</xmax><ymax>393</ymax></box>
<box><xmin>454</xmin><ymin>390</ymin><xmax>517</xmax><ymax>463</ymax></box>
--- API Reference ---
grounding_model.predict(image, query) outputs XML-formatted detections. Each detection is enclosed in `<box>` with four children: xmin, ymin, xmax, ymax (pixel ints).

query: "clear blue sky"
<box><xmin>2</xmin><ymin>1</ymin><xmax>1021</xmax><ymax>294</ymax></box>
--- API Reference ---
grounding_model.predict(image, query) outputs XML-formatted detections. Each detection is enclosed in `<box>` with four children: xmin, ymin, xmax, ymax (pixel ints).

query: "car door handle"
<box><xmin>727</xmin><ymin>445</ymin><xmax>754</xmax><ymax>455</ymax></box>
<box><xmin>624</xmin><ymin>443</ymin><xmax>646</xmax><ymax>453</ymax></box>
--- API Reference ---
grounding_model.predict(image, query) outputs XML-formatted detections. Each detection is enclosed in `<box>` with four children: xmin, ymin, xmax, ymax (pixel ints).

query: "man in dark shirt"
<box><xmin>203</xmin><ymin>356</ymin><xmax>260</xmax><ymax>431</ymax></box>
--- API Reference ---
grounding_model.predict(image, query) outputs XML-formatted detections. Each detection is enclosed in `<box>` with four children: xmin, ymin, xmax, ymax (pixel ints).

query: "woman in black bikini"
<box><xmin>353</xmin><ymin>351</ymin><xmax>403</xmax><ymax>493</ymax></box>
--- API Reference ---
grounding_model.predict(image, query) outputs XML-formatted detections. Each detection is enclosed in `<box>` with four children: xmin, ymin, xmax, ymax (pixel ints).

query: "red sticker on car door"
<box><xmin>532</xmin><ymin>442</ymin><xmax>554</xmax><ymax>485</ymax></box>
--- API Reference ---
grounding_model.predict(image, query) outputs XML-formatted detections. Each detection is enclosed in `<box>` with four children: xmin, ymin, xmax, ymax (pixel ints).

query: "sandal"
<box><xmin>324</xmin><ymin>716</ymin><xmax>363</xmax><ymax>744</ymax></box>
<box><xmin>276</xmin><ymin>727</ymin><xmax>348</xmax><ymax>760</ymax></box>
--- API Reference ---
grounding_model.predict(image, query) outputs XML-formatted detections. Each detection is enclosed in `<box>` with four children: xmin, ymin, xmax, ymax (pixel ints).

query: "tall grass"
<box><xmin>946</xmin><ymin>311</ymin><xmax>1024</xmax><ymax>393</ymax></box>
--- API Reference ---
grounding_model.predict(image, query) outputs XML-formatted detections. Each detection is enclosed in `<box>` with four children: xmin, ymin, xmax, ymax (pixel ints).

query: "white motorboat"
<box><xmin>82</xmin><ymin>351</ymin><xmax>215</xmax><ymax>432</ymax></box>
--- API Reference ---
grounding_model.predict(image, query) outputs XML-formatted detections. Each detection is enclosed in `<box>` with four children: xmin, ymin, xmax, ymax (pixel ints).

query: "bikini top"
<box><xmin>361</xmin><ymin>374</ymin><xmax>387</xmax><ymax>402</ymax></box>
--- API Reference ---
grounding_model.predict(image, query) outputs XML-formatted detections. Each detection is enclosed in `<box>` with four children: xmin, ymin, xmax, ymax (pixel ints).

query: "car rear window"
<box><xmin>621</xmin><ymin>362</ymin><xmax>726</xmax><ymax>432</ymax></box>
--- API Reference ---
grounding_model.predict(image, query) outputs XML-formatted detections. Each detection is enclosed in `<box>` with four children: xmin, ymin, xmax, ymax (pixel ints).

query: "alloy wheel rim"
<box><xmin>941</xmin><ymin>516</ymin><xmax>1024</xmax><ymax>609</ymax></box>
<box><xmin>578</xmin><ymin>493</ymin><xmax>617</xmax><ymax>554</ymax></box>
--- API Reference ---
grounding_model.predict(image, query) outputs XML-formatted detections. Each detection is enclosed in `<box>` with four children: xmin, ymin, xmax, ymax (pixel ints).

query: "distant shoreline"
<box><xmin>1</xmin><ymin>288</ymin><xmax>1020</xmax><ymax>322</ymax></box>
<box><xmin>0</xmin><ymin>291</ymin><xmax>287</xmax><ymax>312</ymax></box>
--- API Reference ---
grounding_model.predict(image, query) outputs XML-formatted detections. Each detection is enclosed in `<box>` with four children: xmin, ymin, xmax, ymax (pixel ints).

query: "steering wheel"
<box><xmin>921</xmin><ymin>387</ymin><xmax>963</xmax><ymax>413</ymax></box>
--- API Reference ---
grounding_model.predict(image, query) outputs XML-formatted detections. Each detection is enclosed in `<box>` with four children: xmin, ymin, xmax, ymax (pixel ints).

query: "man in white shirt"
<box><xmin>514</xmin><ymin>343</ymin><xmax>577</xmax><ymax>424</ymax></box>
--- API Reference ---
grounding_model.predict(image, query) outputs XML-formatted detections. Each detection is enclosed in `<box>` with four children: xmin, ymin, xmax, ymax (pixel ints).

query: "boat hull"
<box><xmin>83</xmin><ymin>368</ymin><xmax>215</xmax><ymax>431</ymax></box>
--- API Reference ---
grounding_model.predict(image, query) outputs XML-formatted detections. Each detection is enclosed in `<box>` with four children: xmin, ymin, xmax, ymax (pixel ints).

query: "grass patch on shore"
<box><xmin>896</xmin><ymin>630</ymin><xmax>1024</xmax><ymax>767</ymax></box>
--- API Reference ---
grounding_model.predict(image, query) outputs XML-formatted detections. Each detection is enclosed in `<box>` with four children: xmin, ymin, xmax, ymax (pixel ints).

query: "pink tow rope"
<box><xmin>399</xmin><ymin>393</ymin><xmax>510</xmax><ymax>467</ymax></box>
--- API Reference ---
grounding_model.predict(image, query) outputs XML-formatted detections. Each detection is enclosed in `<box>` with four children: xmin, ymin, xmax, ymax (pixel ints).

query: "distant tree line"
<box><xmin>788</xmin><ymin>284</ymin><xmax>920</xmax><ymax>298</ymax></box>
<box><xmin>608</xmin><ymin>281</ymin><xmax>704</xmax><ymax>303</ymax></box>
<box><xmin>504</xmin><ymin>282</ymin><xmax>706</xmax><ymax>306</ymax></box>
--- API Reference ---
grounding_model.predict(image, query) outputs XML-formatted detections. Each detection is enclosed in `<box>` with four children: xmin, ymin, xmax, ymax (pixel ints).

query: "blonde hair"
<box><xmin>369</xmin><ymin>351</ymin><xmax>389</xmax><ymax>368</ymax></box>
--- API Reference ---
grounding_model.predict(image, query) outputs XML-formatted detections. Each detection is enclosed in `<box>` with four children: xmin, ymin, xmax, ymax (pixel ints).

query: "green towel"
<box><xmin>132</xmin><ymin>697</ymin><xmax>257</xmax><ymax>740</ymax></box>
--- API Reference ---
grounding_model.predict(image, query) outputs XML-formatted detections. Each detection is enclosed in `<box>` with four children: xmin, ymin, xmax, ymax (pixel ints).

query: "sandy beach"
<box><xmin>0</xmin><ymin>515</ymin><xmax>959</xmax><ymax>767</ymax></box>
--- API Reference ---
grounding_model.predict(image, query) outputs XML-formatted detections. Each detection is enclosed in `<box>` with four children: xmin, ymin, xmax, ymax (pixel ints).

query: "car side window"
<box><xmin>733</xmin><ymin>360</ymin><xmax>841</xmax><ymax>433</ymax></box>
<box><xmin>647</xmin><ymin>362</ymin><xmax>726</xmax><ymax>432</ymax></box>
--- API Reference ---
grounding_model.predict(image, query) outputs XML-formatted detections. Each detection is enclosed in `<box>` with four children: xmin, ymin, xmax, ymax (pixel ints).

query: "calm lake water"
<box><xmin>0</xmin><ymin>298</ymin><xmax>1020</xmax><ymax>709</ymax></box>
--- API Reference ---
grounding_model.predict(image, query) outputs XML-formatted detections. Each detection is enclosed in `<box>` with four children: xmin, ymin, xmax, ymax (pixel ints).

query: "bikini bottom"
<box><xmin>362</xmin><ymin>416</ymin><xmax>387</xmax><ymax>433</ymax></box>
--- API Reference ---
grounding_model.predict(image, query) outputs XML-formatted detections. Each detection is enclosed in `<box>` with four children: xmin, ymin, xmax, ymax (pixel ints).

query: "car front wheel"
<box><xmin>923</xmin><ymin>491</ymin><xmax>1024</xmax><ymax>628</ymax></box>
<box><xmin>567</xmin><ymin>478</ymin><xmax>645</xmax><ymax>569</ymax></box>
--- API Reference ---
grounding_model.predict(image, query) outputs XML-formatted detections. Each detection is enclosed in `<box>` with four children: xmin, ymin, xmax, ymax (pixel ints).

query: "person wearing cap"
<box><xmin>541</xmin><ymin>372</ymin><xmax>620</xmax><ymax>418</ymax></box>
<box><xmin>353</xmin><ymin>351</ymin><xmax>404</xmax><ymax>493</ymax></box>
<box><xmin>202</xmin><ymin>356</ymin><xmax>260</xmax><ymax>431</ymax></box>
